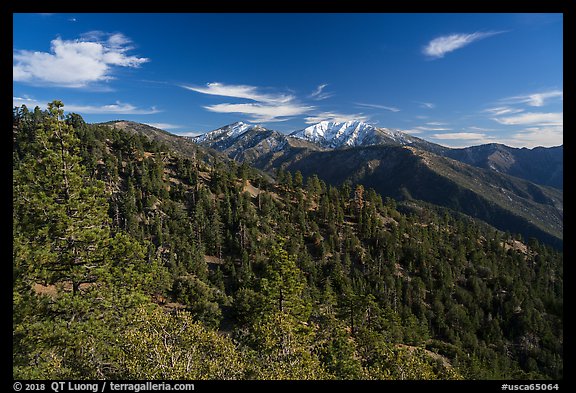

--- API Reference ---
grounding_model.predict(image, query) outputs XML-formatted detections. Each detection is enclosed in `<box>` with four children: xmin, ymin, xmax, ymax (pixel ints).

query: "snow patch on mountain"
<box><xmin>194</xmin><ymin>122</ymin><xmax>262</xmax><ymax>143</ymax></box>
<box><xmin>290</xmin><ymin>120</ymin><xmax>414</xmax><ymax>148</ymax></box>
<box><xmin>191</xmin><ymin>120</ymin><xmax>429</xmax><ymax>152</ymax></box>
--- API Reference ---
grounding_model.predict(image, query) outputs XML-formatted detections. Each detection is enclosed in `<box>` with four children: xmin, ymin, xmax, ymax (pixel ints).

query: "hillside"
<box><xmin>189</xmin><ymin>121</ymin><xmax>562</xmax><ymax>248</ymax></box>
<box><xmin>279</xmin><ymin>145</ymin><xmax>562</xmax><ymax>248</ymax></box>
<box><xmin>444</xmin><ymin>144</ymin><xmax>563</xmax><ymax>190</ymax></box>
<box><xmin>13</xmin><ymin>104</ymin><xmax>563</xmax><ymax>380</ymax></box>
<box><xmin>102</xmin><ymin>120</ymin><xmax>209</xmax><ymax>159</ymax></box>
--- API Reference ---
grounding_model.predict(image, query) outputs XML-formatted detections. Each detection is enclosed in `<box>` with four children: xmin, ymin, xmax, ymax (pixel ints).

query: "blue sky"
<box><xmin>13</xmin><ymin>13</ymin><xmax>563</xmax><ymax>148</ymax></box>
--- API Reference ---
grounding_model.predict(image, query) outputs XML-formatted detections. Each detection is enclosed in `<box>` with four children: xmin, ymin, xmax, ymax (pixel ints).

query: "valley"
<box><xmin>178</xmin><ymin>120</ymin><xmax>563</xmax><ymax>248</ymax></box>
<box><xmin>13</xmin><ymin>104</ymin><xmax>563</xmax><ymax>379</ymax></box>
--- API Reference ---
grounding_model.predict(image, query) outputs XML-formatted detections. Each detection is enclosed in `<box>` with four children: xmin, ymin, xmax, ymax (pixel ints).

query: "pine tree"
<box><xmin>14</xmin><ymin>101</ymin><xmax>111</xmax><ymax>295</ymax></box>
<box><xmin>13</xmin><ymin>102</ymin><xmax>169</xmax><ymax>380</ymax></box>
<box><xmin>244</xmin><ymin>239</ymin><xmax>327</xmax><ymax>378</ymax></box>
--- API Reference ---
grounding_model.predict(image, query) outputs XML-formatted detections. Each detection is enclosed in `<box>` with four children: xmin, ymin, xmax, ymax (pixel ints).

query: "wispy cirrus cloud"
<box><xmin>493</xmin><ymin>112</ymin><xmax>563</xmax><ymax>126</ymax></box>
<box><xmin>417</xmin><ymin>127</ymin><xmax>452</xmax><ymax>131</ymax></box>
<box><xmin>467</xmin><ymin>126</ymin><xmax>496</xmax><ymax>132</ymax></box>
<box><xmin>184</xmin><ymin>82</ymin><xmax>376</xmax><ymax>124</ymax></box>
<box><xmin>183</xmin><ymin>82</ymin><xmax>313</xmax><ymax>122</ymax></box>
<box><xmin>483</xmin><ymin>91</ymin><xmax>564</xmax><ymax>147</ymax></box>
<box><xmin>176</xmin><ymin>131</ymin><xmax>204</xmax><ymax>137</ymax></box>
<box><xmin>414</xmin><ymin>124</ymin><xmax>452</xmax><ymax>131</ymax></box>
<box><xmin>430</xmin><ymin>132</ymin><xmax>491</xmax><ymax>140</ymax></box>
<box><xmin>205</xmin><ymin>102</ymin><xmax>313</xmax><ymax>123</ymax></box>
<box><xmin>309</xmin><ymin>84</ymin><xmax>333</xmax><ymax>100</ymax></box>
<box><xmin>144</xmin><ymin>123</ymin><xmax>182</xmax><ymax>130</ymax></box>
<box><xmin>484</xmin><ymin>106</ymin><xmax>524</xmax><ymax>116</ymax></box>
<box><xmin>68</xmin><ymin>102</ymin><xmax>159</xmax><ymax>115</ymax></box>
<box><xmin>13</xmin><ymin>96</ymin><xmax>159</xmax><ymax>115</ymax></box>
<box><xmin>418</xmin><ymin>102</ymin><xmax>435</xmax><ymax>109</ymax></box>
<box><xmin>13</xmin><ymin>32</ymin><xmax>148</xmax><ymax>88</ymax></box>
<box><xmin>429</xmin><ymin>132</ymin><xmax>497</xmax><ymax>148</ymax></box>
<box><xmin>12</xmin><ymin>96</ymin><xmax>40</xmax><ymax>107</ymax></box>
<box><xmin>402</xmin><ymin>129</ymin><xmax>423</xmax><ymax>134</ymax></box>
<box><xmin>355</xmin><ymin>102</ymin><xmax>400</xmax><ymax>112</ymax></box>
<box><xmin>502</xmin><ymin>126</ymin><xmax>563</xmax><ymax>148</ymax></box>
<box><xmin>182</xmin><ymin>82</ymin><xmax>294</xmax><ymax>104</ymax></box>
<box><xmin>423</xmin><ymin>31</ymin><xmax>504</xmax><ymax>59</ymax></box>
<box><xmin>501</xmin><ymin>89</ymin><xmax>563</xmax><ymax>107</ymax></box>
<box><xmin>304</xmin><ymin>111</ymin><xmax>369</xmax><ymax>124</ymax></box>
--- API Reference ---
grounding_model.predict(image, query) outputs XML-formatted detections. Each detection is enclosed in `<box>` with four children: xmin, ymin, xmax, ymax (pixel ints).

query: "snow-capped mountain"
<box><xmin>193</xmin><ymin>122</ymin><xmax>263</xmax><ymax>144</ymax></box>
<box><xmin>103</xmin><ymin>120</ymin><xmax>564</xmax><ymax>249</ymax></box>
<box><xmin>190</xmin><ymin>122</ymin><xmax>305</xmax><ymax>165</ymax></box>
<box><xmin>289</xmin><ymin>120</ymin><xmax>419</xmax><ymax>149</ymax></box>
<box><xmin>192</xmin><ymin>120</ymin><xmax>447</xmax><ymax>160</ymax></box>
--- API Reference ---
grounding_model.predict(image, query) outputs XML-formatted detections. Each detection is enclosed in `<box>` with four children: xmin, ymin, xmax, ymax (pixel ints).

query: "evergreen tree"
<box><xmin>14</xmin><ymin>101</ymin><xmax>111</xmax><ymax>295</ymax></box>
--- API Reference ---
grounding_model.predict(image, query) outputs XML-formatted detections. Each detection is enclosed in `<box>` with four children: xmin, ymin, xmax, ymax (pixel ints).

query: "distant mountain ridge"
<box><xmin>290</xmin><ymin>120</ymin><xmax>412</xmax><ymax>148</ymax></box>
<box><xmin>104</xmin><ymin>120</ymin><xmax>563</xmax><ymax>248</ymax></box>
<box><xmin>190</xmin><ymin>120</ymin><xmax>561</xmax><ymax>190</ymax></box>
<box><xmin>194</xmin><ymin>122</ymin><xmax>264</xmax><ymax>145</ymax></box>
<box><xmin>280</xmin><ymin>144</ymin><xmax>562</xmax><ymax>247</ymax></box>
<box><xmin>290</xmin><ymin>120</ymin><xmax>448</xmax><ymax>154</ymax></box>
<box><xmin>444</xmin><ymin>143</ymin><xmax>563</xmax><ymax>190</ymax></box>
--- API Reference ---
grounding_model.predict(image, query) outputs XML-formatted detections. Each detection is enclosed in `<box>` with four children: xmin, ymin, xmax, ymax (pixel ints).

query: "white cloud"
<box><xmin>13</xmin><ymin>96</ymin><xmax>159</xmax><ymax>115</ymax></box>
<box><xmin>485</xmin><ymin>97</ymin><xmax>564</xmax><ymax>147</ymax></box>
<box><xmin>144</xmin><ymin>123</ymin><xmax>181</xmax><ymax>130</ymax></box>
<box><xmin>309</xmin><ymin>84</ymin><xmax>333</xmax><ymax>100</ymax></box>
<box><xmin>13</xmin><ymin>33</ymin><xmax>148</xmax><ymax>88</ymax></box>
<box><xmin>483</xmin><ymin>92</ymin><xmax>563</xmax><ymax>145</ymax></box>
<box><xmin>311</xmin><ymin>84</ymin><xmax>327</xmax><ymax>95</ymax></box>
<box><xmin>304</xmin><ymin>111</ymin><xmax>369</xmax><ymax>124</ymax></box>
<box><xmin>502</xmin><ymin>126</ymin><xmax>563</xmax><ymax>148</ymax></box>
<box><xmin>503</xmin><ymin>90</ymin><xmax>563</xmax><ymax>107</ymax></box>
<box><xmin>494</xmin><ymin>112</ymin><xmax>563</xmax><ymax>126</ymax></box>
<box><xmin>182</xmin><ymin>82</ymin><xmax>293</xmax><ymax>104</ymax></box>
<box><xmin>12</xmin><ymin>96</ymin><xmax>39</xmax><ymax>107</ymax></box>
<box><xmin>423</xmin><ymin>31</ymin><xmax>504</xmax><ymax>59</ymax></box>
<box><xmin>484</xmin><ymin>106</ymin><xmax>524</xmax><ymax>116</ymax></box>
<box><xmin>66</xmin><ymin>102</ymin><xmax>159</xmax><ymax>115</ymax></box>
<box><xmin>467</xmin><ymin>126</ymin><xmax>495</xmax><ymax>132</ymax></box>
<box><xmin>419</xmin><ymin>102</ymin><xmax>435</xmax><ymax>109</ymax></box>
<box><xmin>430</xmin><ymin>132</ymin><xmax>490</xmax><ymax>140</ymax></box>
<box><xmin>401</xmin><ymin>129</ymin><xmax>424</xmax><ymax>134</ymax></box>
<box><xmin>429</xmin><ymin>132</ymin><xmax>498</xmax><ymax>147</ymax></box>
<box><xmin>205</xmin><ymin>102</ymin><xmax>313</xmax><ymax>123</ymax></box>
<box><xmin>184</xmin><ymin>82</ymin><xmax>315</xmax><ymax>122</ymax></box>
<box><xmin>415</xmin><ymin>126</ymin><xmax>452</xmax><ymax>131</ymax></box>
<box><xmin>355</xmin><ymin>102</ymin><xmax>400</xmax><ymax>112</ymax></box>
<box><xmin>175</xmin><ymin>131</ymin><xmax>204</xmax><ymax>137</ymax></box>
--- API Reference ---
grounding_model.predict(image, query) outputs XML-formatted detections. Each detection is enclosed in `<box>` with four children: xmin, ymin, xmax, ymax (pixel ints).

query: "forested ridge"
<box><xmin>13</xmin><ymin>102</ymin><xmax>563</xmax><ymax>380</ymax></box>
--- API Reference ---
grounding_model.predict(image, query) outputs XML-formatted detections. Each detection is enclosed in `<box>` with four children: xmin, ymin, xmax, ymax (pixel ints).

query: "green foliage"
<box><xmin>259</xmin><ymin>240</ymin><xmax>310</xmax><ymax>319</ymax></box>
<box><xmin>118</xmin><ymin>306</ymin><xmax>244</xmax><ymax>379</ymax></box>
<box><xmin>172</xmin><ymin>274</ymin><xmax>225</xmax><ymax>328</ymax></box>
<box><xmin>244</xmin><ymin>312</ymin><xmax>329</xmax><ymax>379</ymax></box>
<box><xmin>13</xmin><ymin>103</ymin><xmax>563</xmax><ymax>380</ymax></box>
<box><xmin>14</xmin><ymin>101</ymin><xmax>111</xmax><ymax>294</ymax></box>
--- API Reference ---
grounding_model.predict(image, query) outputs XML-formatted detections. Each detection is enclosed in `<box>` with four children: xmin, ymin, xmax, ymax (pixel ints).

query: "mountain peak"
<box><xmin>192</xmin><ymin>121</ymin><xmax>273</xmax><ymax>147</ymax></box>
<box><xmin>290</xmin><ymin>120</ymin><xmax>373</xmax><ymax>147</ymax></box>
<box><xmin>290</xmin><ymin>120</ymin><xmax>417</xmax><ymax>149</ymax></box>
